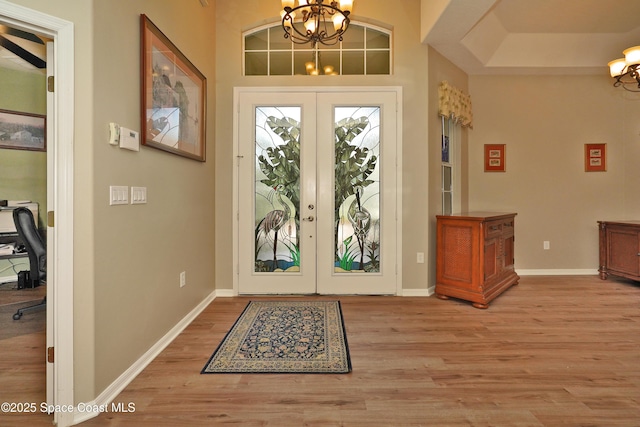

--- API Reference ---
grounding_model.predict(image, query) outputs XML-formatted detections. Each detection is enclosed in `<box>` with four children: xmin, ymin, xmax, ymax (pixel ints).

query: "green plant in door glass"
<box><xmin>334</xmin><ymin>116</ymin><xmax>378</xmax><ymax>262</ymax></box>
<box><xmin>257</xmin><ymin>116</ymin><xmax>301</xmax><ymax>247</ymax></box>
<box><xmin>338</xmin><ymin>236</ymin><xmax>358</xmax><ymax>271</ymax></box>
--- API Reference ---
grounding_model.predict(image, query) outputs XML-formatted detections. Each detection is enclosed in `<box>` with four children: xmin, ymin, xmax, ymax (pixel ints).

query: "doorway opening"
<box><xmin>233</xmin><ymin>87</ymin><xmax>402</xmax><ymax>295</ymax></box>
<box><xmin>0</xmin><ymin>2</ymin><xmax>75</xmax><ymax>426</ymax></box>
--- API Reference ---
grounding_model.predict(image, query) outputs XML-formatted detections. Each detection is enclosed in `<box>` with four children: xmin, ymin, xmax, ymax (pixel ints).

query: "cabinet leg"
<box><xmin>599</xmin><ymin>269</ymin><xmax>608</xmax><ymax>280</ymax></box>
<box><xmin>436</xmin><ymin>293</ymin><xmax>449</xmax><ymax>300</ymax></box>
<box><xmin>472</xmin><ymin>302</ymin><xmax>489</xmax><ymax>309</ymax></box>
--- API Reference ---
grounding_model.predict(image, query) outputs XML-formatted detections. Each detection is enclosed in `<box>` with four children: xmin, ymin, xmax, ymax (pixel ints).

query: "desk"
<box><xmin>0</xmin><ymin>232</ymin><xmax>28</xmax><ymax>284</ymax></box>
<box><xmin>0</xmin><ymin>203</ymin><xmax>39</xmax><ymax>233</ymax></box>
<box><xmin>0</xmin><ymin>232</ymin><xmax>27</xmax><ymax>258</ymax></box>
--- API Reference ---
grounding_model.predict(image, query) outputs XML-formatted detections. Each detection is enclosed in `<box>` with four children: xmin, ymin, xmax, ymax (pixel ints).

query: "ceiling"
<box><xmin>0</xmin><ymin>24</ymin><xmax>47</xmax><ymax>74</ymax></box>
<box><xmin>2</xmin><ymin>0</ymin><xmax>638</xmax><ymax>77</ymax></box>
<box><xmin>424</xmin><ymin>0</ymin><xmax>640</xmax><ymax>75</ymax></box>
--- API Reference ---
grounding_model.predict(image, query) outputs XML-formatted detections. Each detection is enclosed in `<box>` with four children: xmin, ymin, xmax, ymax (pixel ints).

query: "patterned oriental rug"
<box><xmin>202</xmin><ymin>301</ymin><xmax>351</xmax><ymax>374</ymax></box>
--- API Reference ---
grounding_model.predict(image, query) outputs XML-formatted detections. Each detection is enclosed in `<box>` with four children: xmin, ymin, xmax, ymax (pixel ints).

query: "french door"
<box><xmin>236</xmin><ymin>89</ymin><xmax>399</xmax><ymax>295</ymax></box>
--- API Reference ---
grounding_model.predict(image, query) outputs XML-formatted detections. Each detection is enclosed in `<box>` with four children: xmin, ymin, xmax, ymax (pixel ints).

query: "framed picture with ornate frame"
<box><xmin>484</xmin><ymin>144</ymin><xmax>505</xmax><ymax>172</ymax></box>
<box><xmin>140</xmin><ymin>14</ymin><xmax>206</xmax><ymax>161</ymax></box>
<box><xmin>0</xmin><ymin>109</ymin><xmax>46</xmax><ymax>152</ymax></box>
<box><xmin>584</xmin><ymin>143</ymin><xmax>606</xmax><ymax>172</ymax></box>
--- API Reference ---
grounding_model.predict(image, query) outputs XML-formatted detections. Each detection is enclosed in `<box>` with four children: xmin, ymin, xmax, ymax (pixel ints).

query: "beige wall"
<box><xmin>6</xmin><ymin>0</ymin><xmax>216</xmax><ymax>403</ymax></box>
<box><xmin>0</xmin><ymin>67</ymin><xmax>47</xmax><ymax>228</ymax></box>
<box><xmin>91</xmin><ymin>0</ymin><xmax>216</xmax><ymax>398</ymax></box>
<box><xmin>0</xmin><ymin>67</ymin><xmax>47</xmax><ymax>282</ymax></box>
<box><xmin>468</xmin><ymin>74</ymin><xmax>640</xmax><ymax>271</ymax></box>
<box><xmin>427</xmin><ymin>47</ymin><xmax>470</xmax><ymax>288</ymax></box>
<box><xmin>215</xmin><ymin>0</ymin><xmax>432</xmax><ymax>292</ymax></box>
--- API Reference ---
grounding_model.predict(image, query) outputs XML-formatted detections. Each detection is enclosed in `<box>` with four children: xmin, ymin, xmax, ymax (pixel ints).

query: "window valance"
<box><xmin>438</xmin><ymin>81</ymin><xmax>473</xmax><ymax>128</ymax></box>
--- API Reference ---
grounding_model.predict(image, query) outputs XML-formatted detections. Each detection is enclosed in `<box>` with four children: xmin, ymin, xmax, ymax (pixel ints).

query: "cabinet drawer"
<box><xmin>502</xmin><ymin>219</ymin><xmax>514</xmax><ymax>236</ymax></box>
<box><xmin>485</xmin><ymin>220</ymin><xmax>503</xmax><ymax>238</ymax></box>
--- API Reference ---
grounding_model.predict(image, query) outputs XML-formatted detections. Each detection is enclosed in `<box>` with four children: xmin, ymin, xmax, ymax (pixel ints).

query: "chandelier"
<box><xmin>608</xmin><ymin>46</ymin><xmax>640</xmax><ymax>92</ymax></box>
<box><xmin>281</xmin><ymin>0</ymin><xmax>353</xmax><ymax>47</ymax></box>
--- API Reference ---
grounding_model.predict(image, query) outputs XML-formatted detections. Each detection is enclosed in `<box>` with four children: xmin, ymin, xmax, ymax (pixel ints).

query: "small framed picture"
<box><xmin>585</xmin><ymin>143</ymin><xmax>606</xmax><ymax>172</ymax></box>
<box><xmin>484</xmin><ymin>144</ymin><xmax>505</xmax><ymax>172</ymax></box>
<box><xmin>0</xmin><ymin>109</ymin><xmax>46</xmax><ymax>152</ymax></box>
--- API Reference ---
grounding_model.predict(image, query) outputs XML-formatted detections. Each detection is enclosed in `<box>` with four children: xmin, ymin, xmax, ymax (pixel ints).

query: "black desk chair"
<box><xmin>12</xmin><ymin>207</ymin><xmax>46</xmax><ymax>320</ymax></box>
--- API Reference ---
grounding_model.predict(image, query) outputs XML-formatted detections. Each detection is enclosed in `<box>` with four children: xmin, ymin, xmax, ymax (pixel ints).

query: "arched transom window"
<box><xmin>243</xmin><ymin>22</ymin><xmax>392</xmax><ymax>76</ymax></box>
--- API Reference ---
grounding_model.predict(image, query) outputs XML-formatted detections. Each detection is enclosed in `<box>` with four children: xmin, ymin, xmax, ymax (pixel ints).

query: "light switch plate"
<box><xmin>131</xmin><ymin>186</ymin><xmax>147</xmax><ymax>204</ymax></box>
<box><xmin>109</xmin><ymin>186</ymin><xmax>128</xmax><ymax>205</ymax></box>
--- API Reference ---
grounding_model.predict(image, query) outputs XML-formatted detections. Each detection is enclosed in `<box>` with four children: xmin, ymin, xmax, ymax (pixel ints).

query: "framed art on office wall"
<box><xmin>484</xmin><ymin>144</ymin><xmax>505</xmax><ymax>172</ymax></box>
<box><xmin>584</xmin><ymin>143</ymin><xmax>606</xmax><ymax>172</ymax></box>
<box><xmin>0</xmin><ymin>109</ymin><xmax>46</xmax><ymax>152</ymax></box>
<box><xmin>140</xmin><ymin>14</ymin><xmax>207</xmax><ymax>161</ymax></box>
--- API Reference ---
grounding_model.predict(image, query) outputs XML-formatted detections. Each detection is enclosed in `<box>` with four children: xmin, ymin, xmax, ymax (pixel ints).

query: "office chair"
<box><xmin>12</xmin><ymin>207</ymin><xmax>46</xmax><ymax>320</ymax></box>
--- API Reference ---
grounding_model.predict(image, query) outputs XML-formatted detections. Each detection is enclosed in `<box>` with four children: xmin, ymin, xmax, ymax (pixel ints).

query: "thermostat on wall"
<box><xmin>119</xmin><ymin>127</ymin><xmax>140</xmax><ymax>152</ymax></box>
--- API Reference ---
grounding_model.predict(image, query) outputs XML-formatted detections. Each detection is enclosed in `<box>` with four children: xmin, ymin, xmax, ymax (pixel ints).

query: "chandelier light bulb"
<box><xmin>333</xmin><ymin>14</ymin><xmax>346</xmax><ymax>31</ymax></box>
<box><xmin>304</xmin><ymin>18</ymin><xmax>317</xmax><ymax>34</ymax></box>
<box><xmin>281</xmin><ymin>0</ymin><xmax>295</xmax><ymax>9</ymax></box>
<box><xmin>339</xmin><ymin>0</ymin><xmax>353</xmax><ymax>13</ymax></box>
<box><xmin>608</xmin><ymin>58</ymin><xmax>626</xmax><ymax>77</ymax></box>
<box><xmin>623</xmin><ymin>46</ymin><xmax>640</xmax><ymax>65</ymax></box>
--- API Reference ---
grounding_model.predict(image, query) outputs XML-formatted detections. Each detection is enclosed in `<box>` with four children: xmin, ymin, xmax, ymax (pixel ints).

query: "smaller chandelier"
<box><xmin>608</xmin><ymin>46</ymin><xmax>640</xmax><ymax>92</ymax></box>
<box><xmin>281</xmin><ymin>0</ymin><xmax>353</xmax><ymax>47</ymax></box>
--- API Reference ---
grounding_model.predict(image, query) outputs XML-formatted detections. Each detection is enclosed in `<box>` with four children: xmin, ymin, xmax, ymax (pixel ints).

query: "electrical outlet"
<box><xmin>417</xmin><ymin>252</ymin><xmax>425</xmax><ymax>263</ymax></box>
<box><xmin>543</xmin><ymin>241</ymin><xmax>550</xmax><ymax>250</ymax></box>
<box><xmin>180</xmin><ymin>271</ymin><xmax>186</xmax><ymax>287</ymax></box>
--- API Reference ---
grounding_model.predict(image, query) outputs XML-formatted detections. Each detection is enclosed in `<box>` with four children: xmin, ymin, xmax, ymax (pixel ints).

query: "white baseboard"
<box><xmin>73</xmin><ymin>290</ymin><xmax>217</xmax><ymax>425</ymax></box>
<box><xmin>401</xmin><ymin>288</ymin><xmax>434</xmax><ymax>297</ymax></box>
<box><xmin>214</xmin><ymin>288</ymin><xmax>235</xmax><ymax>297</ymax></box>
<box><xmin>517</xmin><ymin>269</ymin><xmax>599</xmax><ymax>276</ymax></box>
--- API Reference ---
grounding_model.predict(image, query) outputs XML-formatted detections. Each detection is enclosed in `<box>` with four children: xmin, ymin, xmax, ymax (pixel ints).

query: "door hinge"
<box><xmin>47</xmin><ymin>346</ymin><xmax>54</xmax><ymax>363</ymax></box>
<box><xmin>47</xmin><ymin>211</ymin><xmax>55</xmax><ymax>227</ymax></box>
<box><xmin>47</xmin><ymin>76</ymin><xmax>55</xmax><ymax>92</ymax></box>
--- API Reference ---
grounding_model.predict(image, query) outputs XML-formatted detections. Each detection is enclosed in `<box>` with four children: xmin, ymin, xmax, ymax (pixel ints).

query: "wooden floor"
<box><xmin>1</xmin><ymin>275</ymin><xmax>639</xmax><ymax>426</ymax></box>
<box><xmin>0</xmin><ymin>281</ymin><xmax>49</xmax><ymax>425</ymax></box>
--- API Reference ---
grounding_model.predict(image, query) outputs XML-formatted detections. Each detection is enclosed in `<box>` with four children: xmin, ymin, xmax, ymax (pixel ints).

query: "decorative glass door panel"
<box><xmin>333</xmin><ymin>107</ymin><xmax>380</xmax><ymax>273</ymax></box>
<box><xmin>315</xmin><ymin>92</ymin><xmax>397</xmax><ymax>295</ymax></box>
<box><xmin>237</xmin><ymin>90</ymin><xmax>398</xmax><ymax>295</ymax></box>
<box><xmin>254</xmin><ymin>107</ymin><xmax>301</xmax><ymax>273</ymax></box>
<box><xmin>238</xmin><ymin>92</ymin><xmax>317</xmax><ymax>294</ymax></box>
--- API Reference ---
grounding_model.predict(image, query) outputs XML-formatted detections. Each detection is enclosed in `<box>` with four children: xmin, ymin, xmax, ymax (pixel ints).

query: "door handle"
<box><xmin>303</xmin><ymin>216</ymin><xmax>315</xmax><ymax>222</ymax></box>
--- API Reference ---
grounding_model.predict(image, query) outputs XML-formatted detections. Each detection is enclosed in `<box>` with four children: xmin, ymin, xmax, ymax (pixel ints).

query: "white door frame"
<box><xmin>0</xmin><ymin>2</ymin><xmax>75</xmax><ymax>426</ymax></box>
<box><xmin>233</xmin><ymin>86</ymin><xmax>403</xmax><ymax>296</ymax></box>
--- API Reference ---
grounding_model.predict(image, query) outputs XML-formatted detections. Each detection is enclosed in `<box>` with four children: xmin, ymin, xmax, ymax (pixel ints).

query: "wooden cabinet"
<box><xmin>598</xmin><ymin>221</ymin><xmax>640</xmax><ymax>281</ymax></box>
<box><xmin>436</xmin><ymin>212</ymin><xmax>519</xmax><ymax>309</ymax></box>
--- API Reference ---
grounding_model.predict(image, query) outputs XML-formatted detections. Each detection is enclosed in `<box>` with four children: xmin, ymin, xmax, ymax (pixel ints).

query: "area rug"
<box><xmin>202</xmin><ymin>300</ymin><xmax>351</xmax><ymax>374</ymax></box>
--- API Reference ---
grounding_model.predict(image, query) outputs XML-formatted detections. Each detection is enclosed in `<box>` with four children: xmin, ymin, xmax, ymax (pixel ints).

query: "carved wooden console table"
<box><xmin>436</xmin><ymin>212</ymin><xmax>519</xmax><ymax>309</ymax></box>
<box><xmin>598</xmin><ymin>220</ymin><xmax>640</xmax><ymax>281</ymax></box>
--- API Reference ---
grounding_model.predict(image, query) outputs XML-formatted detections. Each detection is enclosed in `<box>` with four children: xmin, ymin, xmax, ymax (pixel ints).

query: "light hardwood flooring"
<box><xmin>1</xmin><ymin>275</ymin><xmax>639</xmax><ymax>426</ymax></box>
